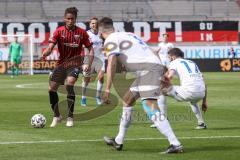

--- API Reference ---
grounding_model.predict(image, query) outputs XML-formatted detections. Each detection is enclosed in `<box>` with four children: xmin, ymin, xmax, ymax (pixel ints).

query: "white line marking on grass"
<box><xmin>16</xmin><ymin>83</ymin><xmax>46</xmax><ymax>89</ymax></box>
<box><xmin>1</xmin><ymin>135</ymin><xmax>240</xmax><ymax>145</ymax></box>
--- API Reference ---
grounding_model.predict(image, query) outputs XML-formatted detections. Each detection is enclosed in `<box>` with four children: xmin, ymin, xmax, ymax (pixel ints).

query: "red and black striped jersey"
<box><xmin>49</xmin><ymin>26</ymin><xmax>92</xmax><ymax>65</ymax></box>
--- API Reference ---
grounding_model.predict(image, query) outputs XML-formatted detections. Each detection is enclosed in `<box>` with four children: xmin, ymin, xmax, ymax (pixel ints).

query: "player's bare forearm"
<box><xmin>87</xmin><ymin>46</ymin><xmax>94</xmax><ymax>67</ymax></box>
<box><xmin>42</xmin><ymin>43</ymin><xmax>55</xmax><ymax>58</ymax></box>
<box><xmin>105</xmin><ymin>55</ymin><xmax>117</xmax><ymax>93</ymax></box>
<box><xmin>202</xmin><ymin>83</ymin><xmax>208</xmax><ymax>112</ymax></box>
<box><xmin>165</xmin><ymin>69</ymin><xmax>175</xmax><ymax>80</ymax></box>
<box><xmin>203</xmin><ymin>85</ymin><xmax>207</xmax><ymax>103</ymax></box>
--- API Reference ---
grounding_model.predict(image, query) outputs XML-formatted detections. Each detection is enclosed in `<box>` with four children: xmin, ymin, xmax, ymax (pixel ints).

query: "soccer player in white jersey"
<box><xmin>162</xmin><ymin>48</ymin><xmax>208</xmax><ymax>129</ymax></box>
<box><xmin>156</xmin><ymin>33</ymin><xmax>174</xmax><ymax>67</ymax></box>
<box><xmin>81</xmin><ymin>17</ymin><xmax>105</xmax><ymax>106</ymax></box>
<box><xmin>99</xmin><ymin>17</ymin><xmax>183</xmax><ymax>154</ymax></box>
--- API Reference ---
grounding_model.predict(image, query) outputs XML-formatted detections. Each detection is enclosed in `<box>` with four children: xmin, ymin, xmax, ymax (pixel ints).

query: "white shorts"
<box><xmin>167</xmin><ymin>85</ymin><xmax>205</xmax><ymax>103</ymax></box>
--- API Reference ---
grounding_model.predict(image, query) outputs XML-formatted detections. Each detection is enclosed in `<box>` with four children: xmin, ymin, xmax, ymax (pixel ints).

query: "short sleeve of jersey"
<box><xmin>104</xmin><ymin>34</ymin><xmax>121</xmax><ymax>58</ymax></box>
<box><xmin>169</xmin><ymin>60</ymin><xmax>177</xmax><ymax>72</ymax></box>
<box><xmin>82</xmin><ymin>31</ymin><xmax>92</xmax><ymax>48</ymax></box>
<box><xmin>49</xmin><ymin>29</ymin><xmax>59</xmax><ymax>44</ymax></box>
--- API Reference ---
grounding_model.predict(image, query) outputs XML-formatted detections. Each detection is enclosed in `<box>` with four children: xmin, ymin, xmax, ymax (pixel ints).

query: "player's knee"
<box><xmin>49</xmin><ymin>86</ymin><xmax>57</xmax><ymax>92</ymax></box>
<box><xmin>98</xmin><ymin>75</ymin><xmax>104</xmax><ymax>82</ymax></box>
<box><xmin>66</xmin><ymin>77</ymin><xmax>77</xmax><ymax>85</ymax></box>
<box><xmin>66</xmin><ymin>85</ymin><xmax>75</xmax><ymax>96</ymax></box>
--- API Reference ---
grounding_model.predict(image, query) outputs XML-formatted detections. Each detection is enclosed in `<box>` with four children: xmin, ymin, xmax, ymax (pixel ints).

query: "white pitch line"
<box><xmin>16</xmin><ymin>83</ymin><xmax>46</xmax><ymax>89</ymax></box>
<box><xmin>1</xmin><ymin>135</ymin><xmax>240</xmax><ymax>145</ymax></box>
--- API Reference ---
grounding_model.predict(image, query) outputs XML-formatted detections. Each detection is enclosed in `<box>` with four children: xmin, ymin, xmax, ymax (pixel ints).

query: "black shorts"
<box><xmin>50</xmin><ymin>65</ymin><xmax>81</xmax><ymax>84</ymax></box>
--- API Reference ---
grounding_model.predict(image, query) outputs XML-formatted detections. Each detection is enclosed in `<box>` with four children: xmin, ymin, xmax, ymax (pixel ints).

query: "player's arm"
<box><xmin>202</xmin><ymin>78</ymin><xmax>208</xmax><ymax>113</ymax></box>
<box><xmin>104</xmin><ymin>55</ymin><xmax>117</xmax><ymax>102</ymax></box>
<box><xmin>19</xmin><ymin>44</ymin><xmax>23</xmax><ymax>58</ymax></box>
<box><xmin>8</xmin><ymin>44</ymin><xmax>12</xmax><ymax>59</ymax></box>
<box><xmin>85</xmin><ymin>45</ymin><xmax>94</xmax><ymax>68</ymax></box>
<box><xmin>82</xmin><ymin>31</ymin><xmax>94</xmax><ymax>71</ymax></box>
<box><xmin>42</xmin><ymin>29</ymin><xmax>59</xmax><ymax>59</ymax></box>
<box><xmin>42</xmin><ymin>43</ymin><xmax>55</xmax><ymax>59</ymax></box>
<box><xmin>165</xmin><ymin>69</ymin><xmax>175</xmax><ymax>81</ymax></box>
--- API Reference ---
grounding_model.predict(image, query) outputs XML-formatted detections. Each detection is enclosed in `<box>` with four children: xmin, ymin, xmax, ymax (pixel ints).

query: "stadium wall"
<box><xmin>0</xmin><ymin>21</ymin><xmax>238</xmax><ymax>44</ymax></box>
<box><xmin>0</xmin><ymin>21</ymin><xmax>239</xmax><ymax>73</ymax></box>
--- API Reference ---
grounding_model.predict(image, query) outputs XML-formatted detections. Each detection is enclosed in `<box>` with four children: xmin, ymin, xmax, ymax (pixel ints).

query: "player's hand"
<box><xmin>161</xmin><ymin>75</ymin><xmax>171</xmax><ymax>88</ymax></box>
<box><xmin>202</xmin><ymin>102</ymin><xmax>208</xmax><ymax>113</ymax></box>
<box><xmin>82</xmin><ymin>64</ymin><xmax>91</xmax><ymax>77</ymax></box>
<box><xmin>41</xmin><ymin>54</ymin><xmax>47</xmax><ymax>61</ymax></box>
<box><xmin>103</xmin><ymin>90</ymin><xmax>111</xmax><ymax>104</ymax></box>
<box><xmin>83</xmin><ymin>64</ymin><xmax>90</xmax><ymax>72</ymax></box>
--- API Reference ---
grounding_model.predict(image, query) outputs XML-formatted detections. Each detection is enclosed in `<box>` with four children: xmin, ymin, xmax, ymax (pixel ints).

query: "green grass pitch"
<box><xmin>0</xmin><ymin>72</ymin><xmax>239</xmax><ymax>160</ymax></box>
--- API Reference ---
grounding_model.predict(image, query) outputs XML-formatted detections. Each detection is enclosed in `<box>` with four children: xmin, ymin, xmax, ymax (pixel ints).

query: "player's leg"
<box><xmin>10</xmin><ymin>59</ymin><xmax>16</xmax><ymax>78</ymax></box>
<box><xmin>104</xmin><ymin>90</ymin><xmax>137</xmax><ymax>150</ymax></box>
<box><xmin>141</xmin><ymin>69</ymin><xmax>182</xmax><ymax>153</ymax></box>
<box><xmin>81</xmin><ymin>56</ymin><xmax>94</xmax><ymax>106</ymax></box>
<box><xmin>81</xmin><ymin>76</ymin><xmax>90</xmax><ymax>106</ymax></box>
<box><xmin>95</xmin><ymin>69</ymin><xmax>104</xmax><ymax>105</ymax></box>
<box><xmin>142</xmin><ymin>99</ymin><xmax>183</xmax><ymax>153</ymax></box>
<box><xmin>158</xmin><ymin>95</ymin><xmax>167</xmax><ymax>116</ymax></box>
<box><xmin>189</xmin><ymin>101</ymin><xmax>206</xmax><ymax>129</ymax></box>
<box><xmin>15</xmin><ymin>56</ymin><xmax>21</xmax><ymax>76</ymax></box>
<box><xmin>165</xmin><ymin>85</ymin><xmax>207</xmax><ymax>129</ymax></box>
<box><xmin>49</xmin><ymin>67</ymin><xmax>66</xmax><ymax>127</ymax></box>
<box><xmin>148</xmin><ymin>95</ymin><xmax>167</xmax><ymax>128</ymax></box>
<box><xmin>65</xmin><ymin>68</ymin><xmax>80</xmax><ymax>127</ymax></box>
<box><xmin>49</xmin><ymin>81</ymin><xmax>61</xmax><ymax>127</ymax></box>
<box><xmin>163</xmin><ymin>85</ymin><xmax>186</xmax><ymax>101</ymax></box>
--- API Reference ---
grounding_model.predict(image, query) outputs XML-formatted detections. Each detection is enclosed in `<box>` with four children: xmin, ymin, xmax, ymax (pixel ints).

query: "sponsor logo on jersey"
<box><xmin>74</xmin><ymin>35</ymin><xmax>81</xmax><ymax>40</ymax></box>
<box><xmin>64</xmin><ymin>43</ymin><xmax>79</xmax><ymax>48</ymax></box>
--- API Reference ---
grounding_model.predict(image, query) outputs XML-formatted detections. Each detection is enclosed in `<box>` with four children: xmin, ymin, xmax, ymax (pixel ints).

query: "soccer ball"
<box><xmin>31</xmin><ymin>114</ymin><xmax>46</xmax><ymax>128</ymax></box>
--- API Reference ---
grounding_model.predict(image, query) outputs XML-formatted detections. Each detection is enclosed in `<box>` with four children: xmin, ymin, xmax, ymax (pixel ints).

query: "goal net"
<box><xmin>0</xmin><ymin>34</ymin><xmax>34</xmax><ymax>75</ymax></box>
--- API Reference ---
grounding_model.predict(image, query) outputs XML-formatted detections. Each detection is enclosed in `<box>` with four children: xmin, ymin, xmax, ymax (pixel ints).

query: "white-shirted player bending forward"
<box><xmin>99</xmin><ymin>17</ymin><xmax>183</xmax><ymax>154</ymax></box>
<box><xmin>81</xmin><ymin>17</ymin><xmax>105</xmax><ymax>106</ymax></box>
<box><xmin>162</xmin><ymin>48</ymin><xmax>208</xmax><ymax>129</ymax></box>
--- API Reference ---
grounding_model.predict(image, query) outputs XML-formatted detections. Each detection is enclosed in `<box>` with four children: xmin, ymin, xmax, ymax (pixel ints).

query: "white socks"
<box><xmin>158</xmin><ymin>95</ymin><xmax>167</xmax><ymax>116</ymax></box>
<box><xmin>190</xmin><ymin>102</ymin><xmax>204</xmax><ymax>125</ymax></box>
<box><xmin>82</xmin><ymin>80</ymin><xmax>103</xmax><ymax>98</ymax></box>
<box><xmin>151</xmin><ymin>112</ymin><xmax>181</xmax><ymax>146</ymax></box>
<box><xmin>96</xmin><ymin>80</ymin><xmax>103</xmax><ymax>98</ymax></box>
<box><xmin>82</xmin><ymin>81</ymin><xmax>88</xmax><ymax>99</ymax></box>
<box><xmin>115</xmin><ymin>107</ymin><xmax>133</xmax><ymax>144</ymax></box>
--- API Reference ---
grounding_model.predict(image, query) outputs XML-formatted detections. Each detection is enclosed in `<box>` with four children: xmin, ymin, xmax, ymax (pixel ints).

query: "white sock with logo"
<box><xmin>190</xmin><ymin>102</ymin><xmax>204</xmax><ymax>125</ymax></box>
<box><xmin>115</xmin><ymin>107</ymin><xmax>133</xmax><ymax>144</ymax></box>
<box><xmin>151</xmin><ymin>112</ymin><xmax>181</xmax><ymax>146</ymax></box>
<box><xmin>82</xmin><ymin>81</ymin><xmax>88</xmax><ymax>99</ymax></box>
<box><xmin>158</xmin><ymin>95</ymin><xmax>167</xmax><ymax>116</ymax></box>
<box><xmin>96</xmin><ymin>80</ymin><xmax>103</xmax><ymax>98</ymax></box>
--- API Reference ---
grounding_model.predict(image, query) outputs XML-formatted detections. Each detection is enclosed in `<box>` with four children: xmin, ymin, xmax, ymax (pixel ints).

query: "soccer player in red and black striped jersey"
<box><xmin>42</xmin><ymin>7</ymin><xmax>94</xmax><ymax>127</ymax></box>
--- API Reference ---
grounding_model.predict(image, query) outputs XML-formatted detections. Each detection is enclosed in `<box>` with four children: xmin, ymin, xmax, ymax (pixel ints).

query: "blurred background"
<box><xmin>0</xmin><ymin>0</ymin><xmax>239</xmax><ymax>74</ymax></box>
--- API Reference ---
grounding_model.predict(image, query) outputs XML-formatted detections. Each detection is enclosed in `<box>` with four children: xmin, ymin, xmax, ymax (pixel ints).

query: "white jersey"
<box><xmin>87</xmin><ymin>30</ymin><xmax>104</xmax><ymax>61</ymax></box>
<box><xmin>169</xmin><ymin>58</ymin><xmax>205</xmax><ymax>92</ymax></box>
<box><xmin>104</xmin><ymin>32</ymin><xmax>161</xmax><ymax>72</ymax></box>
<box><xmin>158</xmin><ymin>42</ymin><xmax>174</xmax><ymax>66</ymax></box>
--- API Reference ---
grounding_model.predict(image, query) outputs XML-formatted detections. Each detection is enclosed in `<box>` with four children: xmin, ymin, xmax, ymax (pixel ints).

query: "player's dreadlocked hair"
<box><xmin>65</xmin><ymin>7</ymin><xmax>78</xmax><ymax>18</ymax></box>
<box><xmin>168</xmin><ymin>48</ymin><xmax>184</xmax><ymax>58</ymax></box>
<box><xmin>98</xmin><ymin>17</ymin><xmax>114</xmax><ymax>31</ymax></box>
